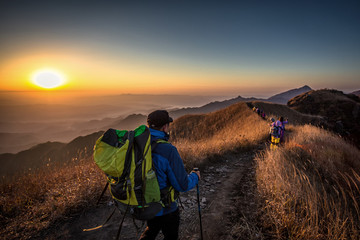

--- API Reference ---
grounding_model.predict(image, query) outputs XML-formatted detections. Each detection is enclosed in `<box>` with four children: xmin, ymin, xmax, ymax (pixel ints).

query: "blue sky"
<box><xmin>0</xmin><ymin>0</ymin><xmax>359</xmax><ymax>97</ymax></box>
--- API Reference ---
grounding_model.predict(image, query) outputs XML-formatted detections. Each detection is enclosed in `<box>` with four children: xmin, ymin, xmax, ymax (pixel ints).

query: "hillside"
<box><xmin>267</xmin><ymin>85</ymin><xmax>312</xmax><ymax>104</ymax></box>
<box><xmin>288</xmin><ymin>89</ymin><xmax>360</xmax><ymax>147</ymax></box>
<box><xmin>0</xmin><ymin>131</ymin><xmax>103</xmax><ymax>178</ymax></box>
<box><xmin>2</xmin><ymin>99</ymin><xmax>359</xmax><ymax>239</ymax></box>
<box><xmin>171</xmin><ymin>102</ymin><xmax>266</xmax><ymax>142</ymax></box>
<box><xmin>257</xmin><ymin>125</ymin><xmax>360</xmax><ymax>239</ymax></box>
<box><xmin>352</xmin><ymin>89</ymin><xmax>360</xmax><ymax>97</ymax></box>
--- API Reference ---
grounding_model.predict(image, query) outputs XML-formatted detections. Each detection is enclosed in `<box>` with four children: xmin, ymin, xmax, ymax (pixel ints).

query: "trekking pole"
<box><xmin>193</xmin><ymin>168</ymin><xmax>203</xmax><ymax>240</ymax></box>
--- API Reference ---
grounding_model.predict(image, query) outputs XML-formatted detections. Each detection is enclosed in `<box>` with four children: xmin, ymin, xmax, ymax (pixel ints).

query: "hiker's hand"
<box><xmin>192</xmin><ymin>169</ymin><xmax>201</xmax><ymax>180</ymax></box>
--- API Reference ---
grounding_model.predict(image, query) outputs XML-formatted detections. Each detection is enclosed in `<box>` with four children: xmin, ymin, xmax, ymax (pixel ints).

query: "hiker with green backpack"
<box><xmin>92</xmin><ymin>110</ymin><xmax>200</xmax><ymax>239</ymax></box>
<box><xmin>139</xmin><ymin>110</ymin><xmax>201</xmax><ymax>240</ymax></box>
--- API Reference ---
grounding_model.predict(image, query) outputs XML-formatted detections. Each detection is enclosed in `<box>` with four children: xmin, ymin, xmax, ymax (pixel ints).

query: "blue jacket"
<box><xmin>150</xmin><ymin>128</ymin><xmax>199</xmax><ymax>216</ymax></box>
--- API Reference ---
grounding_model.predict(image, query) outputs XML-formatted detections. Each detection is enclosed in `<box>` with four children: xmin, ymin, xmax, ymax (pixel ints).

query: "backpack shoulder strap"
<box><xmin>120</xmin><ymin>130</ymin><xmax>135</xmax><ymax>180</ymax></box>
<box><xmin>151</xmin><ymin>139</ymin><xmax>169</xmax><ymax>152</ymax></box>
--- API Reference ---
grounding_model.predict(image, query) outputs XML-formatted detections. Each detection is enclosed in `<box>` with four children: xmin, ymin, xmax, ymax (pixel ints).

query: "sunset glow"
<box><xmin>0</xmin><ymin>1</ymin><xmax>359</xmax><ymax>96</ymax></box>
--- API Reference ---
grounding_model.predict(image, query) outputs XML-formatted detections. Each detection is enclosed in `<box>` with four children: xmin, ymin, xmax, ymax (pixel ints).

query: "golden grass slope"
<box><xmin>170</xmin><ymin>102</ymin><xmax>269</xmax><ymax>167</ymax></box>
<box><xmin>256</xmin><ymin>125</ymin><xmax>360</xmax><ymax>239</ymax></box>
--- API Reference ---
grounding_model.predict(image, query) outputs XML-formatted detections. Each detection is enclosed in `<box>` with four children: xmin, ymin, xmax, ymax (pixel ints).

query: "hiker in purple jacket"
<box><xmin>276</xmin><ymin>116</ymin><xmax>288</xmax><ymax>143</ymax></box>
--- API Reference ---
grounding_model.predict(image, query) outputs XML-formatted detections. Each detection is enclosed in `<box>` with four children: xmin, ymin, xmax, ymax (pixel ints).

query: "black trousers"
<box><xmin>139</xmin><ymin>209</ymin><xmax>180</xmax><ymax>240</ymax></box>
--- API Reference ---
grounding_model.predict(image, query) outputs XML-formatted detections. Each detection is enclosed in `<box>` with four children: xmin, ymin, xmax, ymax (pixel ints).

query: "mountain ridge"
<box><xmin>170</xmin><ymin>85</ymin><xmax>312</xmax><ymax>118</ymax></box>
<box><xmin>169</xmin><ymin>95</ymin><xmax>261</xmax><ymax>118</ymax></box>
<box><xmin>288</xmin><ymin>89</ymin><xmax>360</xmax><ymax>147</ymax></box>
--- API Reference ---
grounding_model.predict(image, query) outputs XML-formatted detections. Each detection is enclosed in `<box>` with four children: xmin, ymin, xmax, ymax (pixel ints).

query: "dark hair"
<box><xmin>279</xmin><ymin>116</ymin><xmax>284</xmax><ymax>122</ymax></box>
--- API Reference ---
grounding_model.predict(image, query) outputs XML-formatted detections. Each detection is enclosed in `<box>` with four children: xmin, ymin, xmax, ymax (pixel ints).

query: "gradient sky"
<box><xmin>0</xmin><ymin>0</ymin><xmax>359</xmax><ymax>97</ymax></box>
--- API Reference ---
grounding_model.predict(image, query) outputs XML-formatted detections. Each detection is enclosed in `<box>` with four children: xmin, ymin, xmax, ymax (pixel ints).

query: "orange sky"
<box><xmin>1</xmin><ymin>1</ymin><xmax>359</xmax><ymax>97</ymax></box>
<box><xmin>1</xmin><ymin>49</ymin><xmax>349</xmax><ymax>97</ymax></box>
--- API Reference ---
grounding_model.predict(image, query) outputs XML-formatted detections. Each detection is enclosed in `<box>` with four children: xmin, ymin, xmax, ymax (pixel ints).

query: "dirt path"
<box><xmin>179</xmin><ymin>150</ymin><xmax>262</xmax><ymax>240</ymax></box>
<box><xmin>45</xmin><ymin>149</ymin><xmax>261</xmax><ymax>240</ymax></box>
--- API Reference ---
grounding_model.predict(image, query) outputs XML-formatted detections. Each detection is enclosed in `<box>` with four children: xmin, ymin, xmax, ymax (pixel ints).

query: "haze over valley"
<box><xmin>0</xmin><ymin>92</ymin><xmax>229</xmax><ymax>153</ymax></box>
<box><xmin>0</xmin><ymin>86</ymin><xmax>316</xmax><ymax>154</ymax></box>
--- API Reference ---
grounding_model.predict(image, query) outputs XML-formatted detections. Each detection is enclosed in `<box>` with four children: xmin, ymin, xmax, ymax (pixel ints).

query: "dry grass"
<box><xmin>170</xmin><ymin>102</ymin><xmax>269</xmax><ymax>168</ymax></box>
<box><xmin>0</xmin><ymin>158</ymin><xmax>105</xmax><ymax>239</ymax></box>
<box><xmin>256</xmin><ymin>125</ymin><xmax>360</xmax><ymax>239</ymax></box>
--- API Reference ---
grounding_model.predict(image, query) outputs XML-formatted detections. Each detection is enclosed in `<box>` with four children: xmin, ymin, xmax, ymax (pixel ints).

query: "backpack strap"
<box><xmin>160</xmin><ymin>186</ymin><xmax>179</xmax><ymax>207</ymax></box>
<box><xmin>151</xmin><ymin>139</ymin><xmax>169</xmax><ymax>152</ymax></box>
<box><xmin>122</xmin><ymin>131</ymin><xmax>135</xmax><ymax>178</ymax></box>
<box><xmin>118</xmin><ymin>130</ymin><xmax>135</xmax><ymax>195</ymax></box>
<box><xmin>116</xmin><ymin>201</ymin><xmax>130</xmax><ymax>240</ymax></box>
<box><xmin>82</xmin><ymin>206</ymin><xmax>116</xmax><ymax>232</ymax></box>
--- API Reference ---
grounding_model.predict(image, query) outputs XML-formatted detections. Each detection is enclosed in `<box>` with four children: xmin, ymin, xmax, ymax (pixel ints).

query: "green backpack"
<box><xmin>93</xmin><ymin>125</ymin><xmax>163</xmax><ymax>220</ymax></box>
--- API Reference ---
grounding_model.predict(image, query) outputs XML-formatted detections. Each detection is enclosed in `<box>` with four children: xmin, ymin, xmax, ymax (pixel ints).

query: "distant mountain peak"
<box><xmin>267</xmin><ymin>85</ymin><xmax>312</xmax><ymax>104</ymax></box>
<box><xmin>301</xmin><ymin>85</ymin><xmax>311</xmax><ymax>89</ymax></box>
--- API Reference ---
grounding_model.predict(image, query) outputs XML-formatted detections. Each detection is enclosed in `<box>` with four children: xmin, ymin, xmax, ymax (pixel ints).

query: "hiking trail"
<box><xmin>44</xmin><ymin>147</ymin><xmax>263</xmax><ymax>240</ymax></box>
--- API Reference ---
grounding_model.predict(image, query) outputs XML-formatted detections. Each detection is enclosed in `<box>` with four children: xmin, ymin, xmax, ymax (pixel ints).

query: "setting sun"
<box><xmin>31</xmin><ymin>69</ymin><xmax>66</xmax><ymax>89</ymax></box>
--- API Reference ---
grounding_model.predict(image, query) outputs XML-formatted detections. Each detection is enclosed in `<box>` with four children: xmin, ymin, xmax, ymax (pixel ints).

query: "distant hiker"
<box><xmin>269</xmin><ymin>118</ymin><xmax>276</xmax><ymax>141</ymax></box>
<box><xmin>140</xmin><ymin>110</ymin><xmax>201</xmax><ymax>240</ymax></box>
<box><xmin>261</xmin><ymin>111</ymin><xmax>266</xmax><ymax>119</ymax></box>
<box><xmin>276</xmin><ymin>116</ymin><xmax>288</xmax><ymax>143</ymax></box>
<box><xmin>269</xmin><ymin>117</ymin><xmax>281</xmax><ymax>150</ymax></box>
